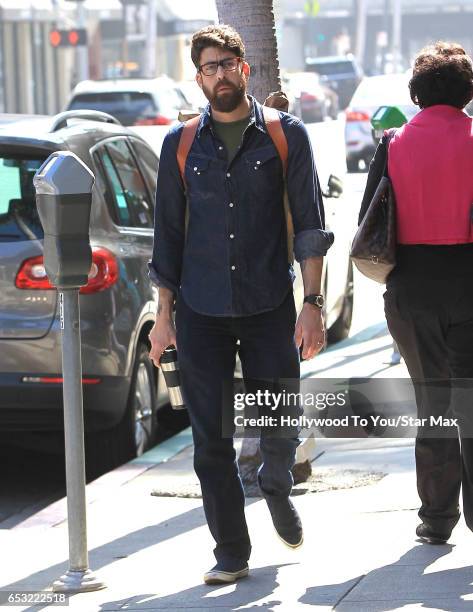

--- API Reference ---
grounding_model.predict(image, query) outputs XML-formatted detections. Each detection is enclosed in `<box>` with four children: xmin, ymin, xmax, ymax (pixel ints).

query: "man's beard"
<box><xmin>202</xmin><ymin>78</ymin><xmax>246</xmax><ymax>112</ymax></box>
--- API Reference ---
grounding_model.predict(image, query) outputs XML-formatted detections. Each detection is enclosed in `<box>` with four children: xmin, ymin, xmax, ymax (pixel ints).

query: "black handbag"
<box><xmin>350</xmin><ymin>130</ymin><xmax>397</xmax><ymax>284</ymax></box>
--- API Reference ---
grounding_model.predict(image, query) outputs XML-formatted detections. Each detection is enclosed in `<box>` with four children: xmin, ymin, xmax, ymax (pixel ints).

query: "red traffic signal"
<box><xmin>49</xmin><ymin>29</ymin><xmax>87</xmax><ymax>48</ymax></box>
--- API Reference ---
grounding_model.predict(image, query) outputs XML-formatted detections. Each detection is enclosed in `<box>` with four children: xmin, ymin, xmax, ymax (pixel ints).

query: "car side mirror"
<box><xmin>325</xmin><ymin>174</ymin><xmax>343</xmax><ymax>198</ymax></box>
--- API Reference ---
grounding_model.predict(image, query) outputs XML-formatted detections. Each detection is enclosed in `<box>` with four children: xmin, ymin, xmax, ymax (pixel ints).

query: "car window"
<box><xmin>68</xmin><ymin>92</ymin><xmax>157</xmax><ymax>126</ymax></box>
<box><xmin>99</xmin><ymin>139</ymin><xmax>153</xmax><ymax>228</ymax></box>
<box><xmin>308</xmin><ymin>61</ymin><xmax>355</xmax><ymax>76</ymax></box>
<box><xmin>155</xmin><ymin>87</ymin><xmax>189</xmax><ymax>113</ymax></box>
<box><xmin>129</xmin><ymin>139</ymin><xmax>158</xmax><ymax>196</ymax></box>
<box><xmin>0</xmin><ymin>156</ymin><xmax>45</xmax><ymax>242</ymax></box>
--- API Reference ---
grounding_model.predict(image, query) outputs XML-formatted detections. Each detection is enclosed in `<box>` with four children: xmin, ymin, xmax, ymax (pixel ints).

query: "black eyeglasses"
<box><xmin>198</xmin><ymin>57</ymin><xmax>242</xmax><ymax>77</ymax></box>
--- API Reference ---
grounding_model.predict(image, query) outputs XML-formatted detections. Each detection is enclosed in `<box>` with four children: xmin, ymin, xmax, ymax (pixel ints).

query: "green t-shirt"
<box><xmin>212</xmin><ymin>114</ymin><xmax>251</xmax><ymax>162</ymax></box>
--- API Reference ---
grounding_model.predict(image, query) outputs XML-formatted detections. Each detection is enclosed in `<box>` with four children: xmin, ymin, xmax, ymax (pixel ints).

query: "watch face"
<box><xmin>305</xmin><ymin>295</ymin><xmax>324</xmax><ymax>308</ymax></box>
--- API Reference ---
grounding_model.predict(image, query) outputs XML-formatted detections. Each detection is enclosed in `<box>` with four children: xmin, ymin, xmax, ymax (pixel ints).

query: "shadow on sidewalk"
<box><xmin>98</xmin><ymin>563</ymin><xmax>293</xmax><ymax>612</ymax></box>
<box><xmin>6</xmin><ymin>500</ymin><xmax>248</xmax><ymax>611</ymax></box>
<box><xmin>299</xmin><ymin>543</ymin><xmax>473</xmax><ymax>610</ymax></box>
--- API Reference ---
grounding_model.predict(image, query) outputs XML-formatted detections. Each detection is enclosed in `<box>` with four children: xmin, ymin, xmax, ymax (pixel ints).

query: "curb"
<box><xmin>14</xmin><ymin>428</ymin><xmax>194</xmax><ymax>529</ymax></box>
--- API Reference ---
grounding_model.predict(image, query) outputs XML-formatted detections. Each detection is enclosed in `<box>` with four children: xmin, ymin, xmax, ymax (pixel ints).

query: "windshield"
<box><xmin>0</xmin><ymin>156</ymin><xmax>45</xmax><ymax>242</ymax></box>
<box><xmin>68</xmin><ymin>92</ymin><xmax>157</xmax><ymax>125</ymax></box>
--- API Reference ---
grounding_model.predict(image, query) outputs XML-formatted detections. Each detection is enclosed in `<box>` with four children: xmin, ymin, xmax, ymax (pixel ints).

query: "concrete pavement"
<box><xmin>1</xmin><ymin>321</ymin><xmax>472</xmax><ymax>611</ymax></box>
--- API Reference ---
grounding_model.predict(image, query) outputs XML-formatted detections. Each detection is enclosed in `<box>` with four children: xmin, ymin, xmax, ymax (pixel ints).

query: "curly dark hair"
<box><xmin>409</xmin><ymin>41</ymin><xmax>473</xmax><ymax>109</ymax></box>
<box><xmin>191</xmin><ymin>25</ymin><xmax>245</xmax><ymax>70</ymax></box>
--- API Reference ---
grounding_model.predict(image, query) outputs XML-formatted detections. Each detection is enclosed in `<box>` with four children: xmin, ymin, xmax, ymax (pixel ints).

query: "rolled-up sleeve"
<box><xmin>148</xmin><ymin>125</ymin><xmax>186</xmax><ymax>295</ymax></box>
<box><xmin>282</xmin><ymin>116</ymin><xmax>334</xmax><ymax>261</ymax></box>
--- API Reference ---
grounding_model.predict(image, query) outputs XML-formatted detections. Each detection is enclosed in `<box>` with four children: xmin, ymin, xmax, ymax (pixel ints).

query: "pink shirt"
<box><xmin>388</xmin><ymin>105</ymin><xmax>473</xmax><ymax>244</ymax></box>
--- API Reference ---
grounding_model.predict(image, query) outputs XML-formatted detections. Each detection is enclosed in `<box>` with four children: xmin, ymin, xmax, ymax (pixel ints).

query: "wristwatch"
<box><xmin>303</xmin><ymin>294</ymin><xmax>324</xmax><ymax>309</ymax></box>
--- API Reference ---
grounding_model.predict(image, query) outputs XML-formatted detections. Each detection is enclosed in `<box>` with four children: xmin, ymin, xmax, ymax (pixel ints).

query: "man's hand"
<box><xmin>148</xmin><ymin>286</ymin><xmax>176</xmax><ymax>368</ymax></box>
<box><xmin>148</xmin><ymin>318</ymin><xmax>177</xmax><ymax>368</ymax></box>
<box><xmin>294</xmin><ymin>303</ymin><xmax>325</xmax><ymax>360</ymax></box>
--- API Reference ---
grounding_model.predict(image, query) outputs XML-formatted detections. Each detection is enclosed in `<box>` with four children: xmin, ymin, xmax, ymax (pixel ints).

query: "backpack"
<box><xmin>176</xmin><ymin>102</ymin><xmax>294</xmax><ymax>264</ymax></box>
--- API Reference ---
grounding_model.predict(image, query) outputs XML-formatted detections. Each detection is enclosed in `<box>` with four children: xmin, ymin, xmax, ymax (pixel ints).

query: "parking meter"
<box><xmin>371</xmin><ymin>105</ymin><xmax>408</xmax><ymax>142</ymax></box>
<box><xmin>33</xmin><ymin>152</ymin><xmax>105</xmax><ymax>595</ymax></box>
<box><xmin>34</xmin><ymin>151</ymin><xmax>93</xmax><ymax>289</ymax></box>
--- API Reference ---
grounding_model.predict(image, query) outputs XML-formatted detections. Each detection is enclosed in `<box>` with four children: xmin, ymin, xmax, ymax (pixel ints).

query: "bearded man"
<box><xmin>148</xmin><ymin>24</ymin><xmax>333</xmax><ymax>584</ymax></box>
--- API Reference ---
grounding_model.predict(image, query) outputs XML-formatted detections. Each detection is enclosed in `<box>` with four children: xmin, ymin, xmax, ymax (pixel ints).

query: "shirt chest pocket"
<box><xmin>185</xmin><ymin>155</ymin><xmax>213</xmax><ymax>200</ymax></box>
<box><xmin>244</xmin><ymin>145</ymin><xmax>282</xmax><ymax>195</ymax></box>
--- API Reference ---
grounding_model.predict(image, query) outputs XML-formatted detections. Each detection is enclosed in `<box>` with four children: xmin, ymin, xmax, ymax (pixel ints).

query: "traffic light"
<box><xmin>49</xmin><ymin>29</ymin><xmax>88</xmax><ymax>48</ymax></box>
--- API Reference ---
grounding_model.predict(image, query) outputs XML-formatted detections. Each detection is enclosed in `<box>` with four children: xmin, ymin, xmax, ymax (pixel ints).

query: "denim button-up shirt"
<box><xmin>149</xmin><ymin>95</ymin><xmax>334</xmax><ymax>317</ymax></box>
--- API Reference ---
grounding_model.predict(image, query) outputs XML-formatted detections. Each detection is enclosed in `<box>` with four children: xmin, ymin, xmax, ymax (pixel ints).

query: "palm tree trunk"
<box><xmin>215</xmin><ymin>0</ymin><xmax>281</xmax><ymax>102</ymax></box>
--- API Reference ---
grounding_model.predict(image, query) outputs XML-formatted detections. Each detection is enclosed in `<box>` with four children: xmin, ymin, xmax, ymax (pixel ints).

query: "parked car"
<box><xmin>305</xmin><ymin>54</ymin><xmax>363</xmax><ymax>110</ymax></box>
<box><xmin>66</xmin><ymin>77</ymin><xmax>192</xmax><ymax>126</ymax></box>
<box><xmin>345</xmin><ymin>72</ymin><xmax>418</xmax><ymax>172</ymax></box>
<box><xmin>0</xmin><ymin>110</ymin><xmax>183</xmax><ymax>474</ymax></box>
<box><xmin>0</xmin><ymin>110</ymin><xmax>353</xmax><ymax>474</ymax></box>
<box><xmin>282</xmin><ymin>72</ymin><xmax>332</xmax><ymax>123</ymax></box>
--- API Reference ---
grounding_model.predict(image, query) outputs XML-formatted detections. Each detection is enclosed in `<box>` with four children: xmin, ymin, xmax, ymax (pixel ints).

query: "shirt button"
<box><xmin>256</xmin><ymin>161</ymin><xmax>261</xmax><ymax>165</ymax></box>
<box><xmin>219</xmin><ymin>146</ymin><xmax>224</xmax><ymax>151</ymax></box>
<box><xmin>229</xmin><ymin>202</ymin><xmax>234</xmax><ymax>207</ymax></box>
<box><xmin>231</xmin><ymin>265</ymin><xmax>236</xmax><ymax>271</ymax></box>
<box><xmin>193</xmin><ymin>166</ymin><xmax>197</xmax><ymax>171</ymax></box>
<box><xmin>226</xmin><ymin>172</ymin><xmax>231</xmax><ymax>178</ymax></box>
<box><xmin>230</xmin><ymin>234</ymin><xmax>235</xmax><ymax>239</ymax></box>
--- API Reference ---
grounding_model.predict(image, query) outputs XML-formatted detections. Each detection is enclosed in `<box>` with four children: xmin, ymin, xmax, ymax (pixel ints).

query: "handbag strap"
<box><xmin>383</xmin><ymin>128</ymin><xmax>397</xmax><ymax>178</ymax></box>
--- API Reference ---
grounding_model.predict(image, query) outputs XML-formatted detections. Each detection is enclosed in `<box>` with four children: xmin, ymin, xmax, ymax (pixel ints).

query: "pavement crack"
<box><xmin>333</xmin><ymin>573</ymin><xmax>365</xmax><ymax>610</ymax></box>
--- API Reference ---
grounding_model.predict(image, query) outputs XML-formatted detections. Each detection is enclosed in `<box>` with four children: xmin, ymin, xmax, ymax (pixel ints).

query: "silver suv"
<box><xmin>0</xmin><ymin>111</ymin><xmax>175</xmax><ymax>474</ymax></box>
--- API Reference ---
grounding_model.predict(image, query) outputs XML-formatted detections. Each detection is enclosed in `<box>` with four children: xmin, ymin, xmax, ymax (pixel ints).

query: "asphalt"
<box><xmin>1</xmin><ymin>323</ymin><xmax>472</xmax><ymax>612</ymax></box>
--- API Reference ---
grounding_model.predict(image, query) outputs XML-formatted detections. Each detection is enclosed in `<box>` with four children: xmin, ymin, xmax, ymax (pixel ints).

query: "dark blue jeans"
<box><xmin>175</xmin><ymin>289</ymin><xmax>301</xmax><ymax>565</ymax></box>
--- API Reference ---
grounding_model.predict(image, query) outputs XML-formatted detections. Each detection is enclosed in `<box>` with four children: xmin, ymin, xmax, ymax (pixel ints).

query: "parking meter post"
<box><xmin>59</xmin><ymin>289</ymin><xmax>88</xmax><ymax>572</ymax></box>
<box><xmin>33</xmin><ymin>152</ymin><xmax>105</xmax><ymax>594</ymax></box>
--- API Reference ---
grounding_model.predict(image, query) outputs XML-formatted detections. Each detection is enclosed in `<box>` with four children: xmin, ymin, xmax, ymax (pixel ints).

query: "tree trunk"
<box><xmin>215</xmin><ymin>0</ymin><xmax>281</xmax><ymax>102</ymax></box>
<box><xmin>215</xmin><ymin>0</ymin><xmax>312</xmax><ymax>490</ymax></box>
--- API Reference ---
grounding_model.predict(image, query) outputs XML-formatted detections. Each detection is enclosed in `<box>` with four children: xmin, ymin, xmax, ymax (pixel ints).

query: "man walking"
<box><xmin>148</xmin><ymin>24</ymin><xmax>333</xmax><ymax>584</ymax></box>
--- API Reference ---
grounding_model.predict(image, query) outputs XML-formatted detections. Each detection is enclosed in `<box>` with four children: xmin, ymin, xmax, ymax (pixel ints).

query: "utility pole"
<box><xmin>391</xmin><ymin>0</ymin><xmax>402</xmax><ymax>73</ymax></box>
<box><xmin>76</xmin><ymin>0</ymin><xmax>89</xmax><ymax>82</ymax></box>
<box><xmin>144</xmin><ymin>0</ymin><xmax>157</xmax><ymax>77</ymax></box>
<box><xmin>354</xmin><ymin>0</ymin><xmax>367</xmax><ymax>68</ymax></box>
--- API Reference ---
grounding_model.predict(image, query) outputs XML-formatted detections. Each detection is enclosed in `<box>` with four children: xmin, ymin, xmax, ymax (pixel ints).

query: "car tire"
<box><xmin>85</xmin><ymin>341</ymin><xmax>157</xmax><ymax>478</ymax></box>
<box><xmin>327</xmin><ymin>263</ymin><xmax>354</xmax><ymax>344</ymax></box>
<box><xmin>346</xmin><ymin>157</ymin><xmax>359</xmax><ymax>173</ymax></box>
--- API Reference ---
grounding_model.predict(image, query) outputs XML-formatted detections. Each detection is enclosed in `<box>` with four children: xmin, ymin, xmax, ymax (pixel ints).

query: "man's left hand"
<box><xmin>294</xmin><ymin>303</ymin><xmax>326</xmax><ymax>360</ymax></box>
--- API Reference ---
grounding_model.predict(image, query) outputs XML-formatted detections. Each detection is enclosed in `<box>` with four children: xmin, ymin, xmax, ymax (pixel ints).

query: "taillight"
<box><xmin>134</xmin><ymin>115</ymin><xmax>172</xmax><ymax>126</ymax></box>
<box><xmin>80</xmin><ymin>247</ymin><xmax>119</xmax><ymax>294</ymax></box>
<box><xmin>15</xmin><ymin>247</ymin><xmax>119</xmax><ymax>294</ymax></box>
<box><xmin>301</xmin><ymin>92</ymin><xmax>318</xmax><ymax>102</ymax></box>
<box><xmin>15</xmin><ymin>256</ymin><xmax>52</xmax><ymax>290</ymax></box>
<box><xmin>345</xmin><ymin>109</ymin><xmax>370</xmax><ymax>122</ymax></box>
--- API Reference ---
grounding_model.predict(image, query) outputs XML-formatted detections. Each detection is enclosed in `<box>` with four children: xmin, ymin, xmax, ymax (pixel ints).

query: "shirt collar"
<box><xmin>196</xmin><ymin>94</ymin><xmax>267</xmax><ymax>137</ymax></box>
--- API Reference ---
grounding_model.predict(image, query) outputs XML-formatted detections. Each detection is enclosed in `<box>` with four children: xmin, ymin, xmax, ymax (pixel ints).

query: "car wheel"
<box><xmin>85</xmin><ymin>341</ymin><xmax>157</xmax><ymax>478</ymax></box>
<box><xmin>327</xmin><ymin>263</ymin><xmax>354</xmax><ymax>344</ymax></box>
<box><xmin>346</xmin><ymin>157</ymin><xmax>359</xmax><ymax>173</ymax></box>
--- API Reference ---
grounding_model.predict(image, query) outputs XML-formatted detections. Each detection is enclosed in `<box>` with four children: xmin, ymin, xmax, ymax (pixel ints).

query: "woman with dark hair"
<box><xmin>359</xmin><ymin>41</ymin><xmax>473</xmax><ymax>545</ymax></box>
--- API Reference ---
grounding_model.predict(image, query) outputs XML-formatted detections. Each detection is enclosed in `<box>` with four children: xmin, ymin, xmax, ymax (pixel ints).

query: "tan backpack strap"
<box><xmin>262</xmin><ymin>106</ymin><xmax>288</xmax><ymax>175</ymax></box>
<box><xmin>176</xmin><ymin>115</ymin><xmax>201</xmax><ymax>187</ymax></box>
<box><xmin>262</xmin><ymin>105</ymin><xmax>293</xmax><ymax>264</ymax></box>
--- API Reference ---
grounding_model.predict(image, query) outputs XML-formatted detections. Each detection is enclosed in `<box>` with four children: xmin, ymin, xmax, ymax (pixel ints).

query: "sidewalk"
<box><xmin>1</xmin><ymin>324</ymin><xmax>472</xmax><ymax>611</ymax></box>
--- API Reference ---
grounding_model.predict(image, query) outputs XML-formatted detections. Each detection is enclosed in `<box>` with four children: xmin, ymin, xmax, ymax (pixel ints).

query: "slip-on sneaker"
<box><xmin>416</xmin><ymin>523</ymin><xmax>450</xmax><ymax>545</ymax></box>
<box><xmin>266</xmin><ymin>496</ymin><xmax>303</xmax><ymax>548</ymax></box>
<box><xmin>204</xmin><ymin>561</ymin><xmax>249</xmax><ymax>585</ymax></box>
